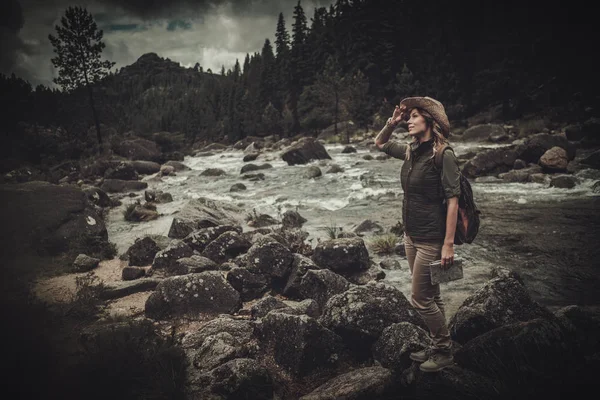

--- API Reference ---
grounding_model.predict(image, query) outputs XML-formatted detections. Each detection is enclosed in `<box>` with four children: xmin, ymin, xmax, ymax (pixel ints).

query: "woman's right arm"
<box><xmin>374</xmin><ymin>105</ymin><xmax>407</xmax><ymax>159</ymax></box>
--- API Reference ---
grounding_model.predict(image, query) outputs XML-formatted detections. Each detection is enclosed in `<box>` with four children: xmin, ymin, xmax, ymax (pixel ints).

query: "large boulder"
<box><xmin>114</xmin><ymin>138</ymin><xmax>161</xmax><ymax>162</ymax></box>
<box><xmin>100</xmin><ymin>179</ymin><xmax>148</xmax><ymax>193</ymax></box>
<box><xmin>166</xmin><ymin>198</ymin><xmax>241</xmax><ymax>236</ymax></box>
<box><xmin>453</xmin><ymin>318</ymin><xmax>580</xmax><ymax>394</ymax></box>
<box><xmin>258</xmin><ymin>311</ymin><xmax>345</xmax><ymax>377</ymax></box>
<box><xmin>151</xmin><ymin>240</ymin><xmax>194</xmax><ymax>272</ymax></box>
<box><xmin>183</xmin><ymin>225</ymin><xmax>243</xmax><ymax>253</ymax></box>
<box><xmin>458</xmin><ymin>124</ymin><xmax>506</xmax><ymax>142</ymax></box>
<box><xmin>201</xmin><ymin>231</ymin><xmax>252</xmax><ymax>264</ymax></box>
<box><xmin>372</xmin><ymin>322</ymin><xmax>432</xmax><ymax>371</ymax></box>
<box><xmin>519</xmin><ymin>133</ymin><xmax>576</xmax><ymax>163</ymax></box>
<box><xmin>539</xmin><ymin>146</ymin><xmax>568</xmax><ymax>172</ymax></box>
<box><xmin>461</xmin><ymin>147</ymin><xmax>519</xmax><ymax>178</ymax></box>
<box><xmin>0</xmin><ymin>181</ymin><xmax>110</xmax><ymax>258</ymax></box>
<box><xmin>448</xmin><ymin>276</ymin><xmax>554</xmax><ymax>344</ymax></box>
<box><xmin>311</xmin><ymin>237</ymin><xmax>370</xmax><ymax>277</ymax></box>
<box><xmin>319</xmin><ymin>282</ymin><xmax>426</xmax><ymax>358</ymax></box>
<box><xmin>299</xmin><ymin>366</ymin><xmax>394</xmax><ymax>400</ymax></box>
<box><xmin>144</xmin><ymin>271</ymin><xmax>242</xmax><ymax>319</ymax></box>
<box><xmin>245</xmin><ymin>240</ymin><xmax>294</xmax><ymax>284</ymax></box>
<box><xmin>281</xmin><ymin>137</ymin><xmax>332</xmax><ymax>166</ymax></box>
<box><xmin>299</xmin><ymin>269</ymin><xmax>350</xmax><ymax>310</ymax></box>
<box><xmin>550</xmin><ymin>174</ymin><xmax>578</xmax><ymax>189</ymax></box>
<box><xmin>283</xmin><ymin>253</ymin><xmax>322</xmax><ymax>299</ymax></box>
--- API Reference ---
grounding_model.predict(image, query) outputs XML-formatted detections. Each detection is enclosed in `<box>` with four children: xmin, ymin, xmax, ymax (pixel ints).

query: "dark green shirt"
<box><xmin>380</xmin><ymin>137</ymin><xmax>461</xmax><ymax>199</ymax></box>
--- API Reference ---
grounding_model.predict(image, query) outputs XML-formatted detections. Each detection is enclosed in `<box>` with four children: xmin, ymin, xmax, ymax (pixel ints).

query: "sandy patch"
<box><xmin>34</xmin><ymin>258</ymin><xmax>128</xmax><ymax>304</ymax></box>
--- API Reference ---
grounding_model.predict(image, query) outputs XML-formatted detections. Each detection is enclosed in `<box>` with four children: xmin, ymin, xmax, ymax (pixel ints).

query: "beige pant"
<box><xmin>404</xmin><ymin>235</ymin><xmax>452</xmax><ymax>352</ymax></box>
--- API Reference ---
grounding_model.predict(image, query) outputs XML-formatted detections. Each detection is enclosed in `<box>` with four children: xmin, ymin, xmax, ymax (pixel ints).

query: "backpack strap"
<box><xmin>434</xmin><ymin>144</ymin><xmax>453</xmax><ymax>170</ymax></box>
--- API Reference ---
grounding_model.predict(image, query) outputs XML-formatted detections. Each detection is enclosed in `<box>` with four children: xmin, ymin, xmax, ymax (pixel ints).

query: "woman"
<box><xmin>374</xmin><ymin>96</ymin><xmax>460</xmax><ymax>372</ymax></box>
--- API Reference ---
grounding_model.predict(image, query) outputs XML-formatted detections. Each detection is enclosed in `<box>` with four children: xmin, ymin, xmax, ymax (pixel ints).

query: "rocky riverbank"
<box><xmin>2</xmin><ymin>117</ymin><xmax>600</xmax><ymax>399</ymax></box>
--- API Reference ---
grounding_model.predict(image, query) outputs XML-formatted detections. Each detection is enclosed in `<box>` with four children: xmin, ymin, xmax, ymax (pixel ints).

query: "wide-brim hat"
<box><xmin>400</xmin><ymin>96</ymin><xmax>450</xmax><ymax>138</ymax></box>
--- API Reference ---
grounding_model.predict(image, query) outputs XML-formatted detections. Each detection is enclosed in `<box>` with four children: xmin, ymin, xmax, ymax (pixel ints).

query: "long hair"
<box><xmin>404</xmin><ymin>107</ymin><xmax>449</xmax><ymax>161</ymax></box>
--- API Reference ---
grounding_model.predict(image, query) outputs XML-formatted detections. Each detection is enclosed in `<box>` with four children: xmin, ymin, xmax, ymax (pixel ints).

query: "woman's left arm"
<box><xmin>440</xmin><ymin>149</ymin><xmax>461</xmax><ymax>268</ymax></box>
<box><xmin>442</xmin><ymin>197</ymin><xmax>459</xmax><ymax>267</ymax></box>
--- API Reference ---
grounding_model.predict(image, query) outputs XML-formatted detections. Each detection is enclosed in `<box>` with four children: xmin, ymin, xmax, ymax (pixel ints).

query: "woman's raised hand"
<box><xmin>391</xmin><ymin>104</ymin><xmax>407</xmax><ymax>125</ymax></box>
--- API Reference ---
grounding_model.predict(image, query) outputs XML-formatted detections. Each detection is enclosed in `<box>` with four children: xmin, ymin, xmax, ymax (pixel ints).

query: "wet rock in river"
<box><xmin>304</xmin><ymin>166</ymin><xmax>322</xmax><ymax>179</ymax></box>
<box><xmin>342</xmin><ymin>145</ymin><xmax>357</xmax><ymax>153</ymax></box>
<box><xmin>230</xmin><ymin>183</ymin><xmax>247</xmax><ymax>192</ymax></box>
<box><xmin>519</xmin><ymin>133</ymin><xmax>576</xmax><ymax>163</ymax></box>
<box><xmin>461</xmin><ymin>147</ymin><xmax>518</xmax><ymax>178</ymax></box>
<box><xmin>200</xmin><ymin>168</ymin><xmax>226</xmax><ymax>176</ymax></box>
<box><xmin>498</xmin><ymin>164</ymin><xmax>542</xmax><ymax>183</ymax></box>
<box><xmin>144</xmin><ymin>189</ymin><xmax>172</xmax><ymax>203</ymax></box>
<box><xmin>581</xmin><ymin>149</ymin><xmax>600</xmax><ymax>169</ymax></box>
<box><xmin>281</xmin><ymin>210</ymin><xmax>307</xmax><ymax>230</ymax></box>
<box><xmin>281</xmin><ymin>137</ymin><xmax>332</xmax><ymax>166</ymax></box>
<box><xmin>240</xmin><ymin>163</ymin><xmax>272</xmax><ymax>174</ymax></box>
<box><xmin>550</xmin><ymin>175</ymin><xmax>577</xmax><ymax>189</ymax></box>
<box><xmin>163</xmin><ymin>160</ymin><xmax>189</xmax><ymax>171</ymax></box>
<box><xmin>539</xmin><ymin>146</ymin><xmax>568</xmax><ymax>172</ymax></box>
<box><xmin>243</xmin><ymin>153</ymin><xmax>259</xmax><ymax>162</ymax></box>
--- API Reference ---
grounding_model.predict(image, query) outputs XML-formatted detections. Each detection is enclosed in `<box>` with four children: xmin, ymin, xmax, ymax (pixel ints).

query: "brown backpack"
<box><xmin>434</xmin><ymin>145</ymin><xmax>481</xmax><ymax>245</ymax></box>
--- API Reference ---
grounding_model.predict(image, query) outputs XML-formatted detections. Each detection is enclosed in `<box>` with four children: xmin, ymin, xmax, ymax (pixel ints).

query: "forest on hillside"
<box><xmin>1</xmin><ymin>0</ymin><xmax>597</xmax><ymax>167</ymax></box>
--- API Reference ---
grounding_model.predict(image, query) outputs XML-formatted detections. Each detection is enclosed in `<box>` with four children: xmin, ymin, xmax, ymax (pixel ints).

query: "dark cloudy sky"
<box><xmin>1</xmin><ymin>0</ymin><xmax>334</xmax><ymax>87</ymax></box>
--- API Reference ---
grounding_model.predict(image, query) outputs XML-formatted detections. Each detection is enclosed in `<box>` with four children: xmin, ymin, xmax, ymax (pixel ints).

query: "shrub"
<box><xmin>369</xmin><ymin>234</ymin><xmax>398</xmax><ymax>255</ymax></box>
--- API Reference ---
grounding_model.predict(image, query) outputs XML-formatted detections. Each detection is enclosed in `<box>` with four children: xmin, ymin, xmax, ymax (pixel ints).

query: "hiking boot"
<box><xmin>409</xmin><ymin>348</ymin><xmax>431</xmax><ymax>363</ymax></box>
<box><xmin>419</xmin><ymin>350</ymin><xmax>454</xmax><ymax>372</ymax></box>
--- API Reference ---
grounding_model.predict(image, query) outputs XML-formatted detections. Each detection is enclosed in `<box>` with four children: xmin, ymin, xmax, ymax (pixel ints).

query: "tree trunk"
<box><xmin>86</xmin><ymin>83</ymin><xmax>102</xmax><ymax>153</ymax></box>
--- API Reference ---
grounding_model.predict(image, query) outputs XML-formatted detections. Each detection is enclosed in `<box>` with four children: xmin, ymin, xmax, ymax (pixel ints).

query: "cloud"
<box><xmin>4</xmin><ymin>0</ymin><xmax>334</xmax><ymax>87</ymax></box>
<box><xmin>166</xmin><ymin>20</ymin><xmax>193</xmax><ymax>31</ymax></box>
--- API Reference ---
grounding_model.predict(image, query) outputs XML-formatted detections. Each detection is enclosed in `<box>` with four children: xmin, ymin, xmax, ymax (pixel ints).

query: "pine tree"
<box><xmin>259</xmin><ymin>39</ymin><xmax>276</xmax><ymax>109</ymax></box>
<box><xmin>274</xmin><ymin>13</ymin><xmax>291</xmax><ymax>116</ymax></box>
<box><xmin>48</xmin><ymin>6</ymin><xmax>115</xmax><ymax>151</ymax></box>
<box><xmin>289</xmin><ymin>1</ymin><xmax>309</xmax><ymax>134</ymax></box>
